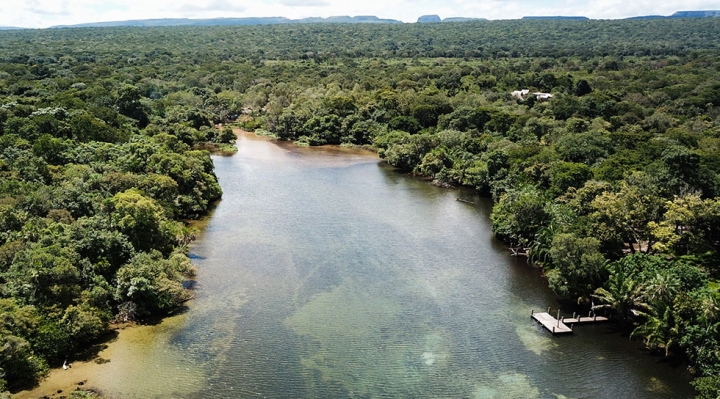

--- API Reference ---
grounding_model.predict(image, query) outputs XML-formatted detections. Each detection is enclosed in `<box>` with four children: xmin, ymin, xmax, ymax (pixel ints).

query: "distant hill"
<box><xmin>52</xmin><ymin>18</ymin><xmax>286</xmax><ymax>28</ymax></box>
<box><xmin>522</xmin><ymin>16</ymin><xmax>589</xmax><ymax>20</ymax></box>
<box><xmin>0</xmin><ymin>26</ymin><xmax>24</xmax><ymax>30</ymax></box>
<box><xmin>624</xmin><ymin>15</ymin><xmax>667</xmax><ymax>20</ymax></box>
<box><xmin>670</xmin><ymin>10</ymin><xmax>720</xmax><ymax>18</ymax></box>
<box><xmin>51</xmin><ymin>15</ymin><xmax>402</xmax><ymax>28</ymax></box>
<box><xmin>417</xmin><ymin>16</ymin><xmax>487</xmax><ymax>23</ymax></box>
<box><xmin>297</xmin><ymin>16</ymin><xmax>402</xmax><ymax>24</ymax></box>
<box><xmin>629</xmin><ymin>10</ymin><xmax>720</xmax><ymax>19</ymax></box>
<box><xmin>37</xmin><ymin>10</ymin><xmax>720</xmax><ymax>29</ymax></box>
<box><xmin>417</xmin><ymin>15</ymin><xmax>442</xmax><ymax>23</ymax></box>
<box><xmin>442</xmin><ymin>17</ymin><xmax>487</xmax><ymax>23</ymax></box>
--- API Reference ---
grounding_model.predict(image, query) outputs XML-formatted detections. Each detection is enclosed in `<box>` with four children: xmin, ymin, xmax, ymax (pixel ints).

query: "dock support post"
<box><xmin>573</xmin><ymin>312</ymin><xmax>576</xmax><ymax>319</ymax></box>
<box><xmin>548</xmin><ymin>307</ymin><xmax>551</xmax><ymax>313</ymax></box>
<box><xmin>552</xmin><ymin>326</ymin><xmax>555</xmax><ymax>334</ymax></box>
<box><xmin>557</xmin><ymin>309</ymin><xmax>561</xmax><ymax>326</ymax></box>
<box><xmin>589</xmin><ymin>311</ymin><xmax>592</xmax><ymax>318</ymax></box>
<box><xmin>531</xmin><ymin>309</ymin><xmax>534</xmax><ymax>317</ymax></box>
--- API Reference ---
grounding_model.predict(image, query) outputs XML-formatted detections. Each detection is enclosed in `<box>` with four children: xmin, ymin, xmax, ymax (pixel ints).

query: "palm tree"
<box><xmin>528</xmin><ymin>224</ymin><xmax>556</xmax><ymax>266</ymax></box>
<box><xmin>629</xmin><ymin>272</ymin><xmax>682</xmax><ymax>356</ymax></box>
<box><xmin>643</xmin><ymin>272</ymin><xmax>680</xmax><ymax>303</ymax></box>
<box><xmin>592</xmin><ymin>268</ymin><xmax>647</xmax><ymax>323</ymax></box>
<box><xmin>688</xmin><ymin>291</ymin><xmax>720</xmax><ymax>370</ymax></box>
<box><xmin>631</xmin><ymin>301</ymin><xmax>679</xmax><ymax>356</ymax></box>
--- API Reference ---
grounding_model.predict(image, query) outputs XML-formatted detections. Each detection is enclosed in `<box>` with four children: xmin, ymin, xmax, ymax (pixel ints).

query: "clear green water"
<box><xmin>67</xmin><ymin>133</ymin><xmax>696</xmax><ymax>398</ymax></box>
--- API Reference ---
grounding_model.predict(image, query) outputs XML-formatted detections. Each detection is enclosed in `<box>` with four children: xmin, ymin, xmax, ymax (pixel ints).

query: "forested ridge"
<box><xmin>1</xmin><ymin>19</ymin><xmax>720</xmax><ymax>396</ymax></box>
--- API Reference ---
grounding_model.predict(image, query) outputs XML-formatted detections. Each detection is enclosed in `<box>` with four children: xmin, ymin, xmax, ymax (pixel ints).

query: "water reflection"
<box><xmin>17</xmin><ymin>132</ymin><xmax>694</xmax><ymax>399</ymax></box>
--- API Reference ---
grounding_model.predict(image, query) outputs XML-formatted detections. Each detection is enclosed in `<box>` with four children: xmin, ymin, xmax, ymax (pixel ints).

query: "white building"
<box><xmin>533</xmin><ymin>92</ymin><xmax>553</xmax><ymax>100</ymax></box>
<box><xmin>511</xmin><ymin>89</ymin><xmax>530</xmax><ymax>99</ymax></box>
<box><xmin>511</xmin><ymin>89</ymin><xmax>553</xmax><ymax>101</ymax></box>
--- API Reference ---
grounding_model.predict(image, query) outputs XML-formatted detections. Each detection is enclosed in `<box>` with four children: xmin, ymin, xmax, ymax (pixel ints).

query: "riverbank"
<box><xmin>232</xmin><ymin>127</ymin><xmax>379</xmax><ymax>157</ymax></box>
<box><xmin>17</xmin><ymin>131</ymin><xmax>695</xmax><ymax>398</ymax></box>
<box><xmin>15</xmin><ymin>132</ymin><xmax>243</xmax><ymax>398</ymax></box>
<box><xmin>14</xmin><ymin>311</ymin><xmax>196</xmax><ymax>399</ymax></box>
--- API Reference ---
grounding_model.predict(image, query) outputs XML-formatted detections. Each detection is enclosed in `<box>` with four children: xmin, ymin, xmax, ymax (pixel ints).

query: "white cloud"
<box><xmin>176</xmin><ymin>0</ymin><xmax>247</xmax><ymax>13</ymax></box>
<box><xmin>279</xmin><ymin>0</ymin><xmax>331</xmax><ymax>7</ymax></box>
<box><xmin>25</xmin><ymin>0</ymin><xmax>71</xmax><ymax>15</ymax></box>
<box><xmin>1</xmin><ymin>0</ymin><xmax>719</xmax><ymax>28</ymax></box>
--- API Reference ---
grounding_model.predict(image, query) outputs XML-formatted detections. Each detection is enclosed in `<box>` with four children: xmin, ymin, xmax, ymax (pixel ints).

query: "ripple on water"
<box><xmin>515</xmin><ymin>324</ymin><xmax>558</xmax><ymax>356</ymax></box>
<box><xmin>472</xmin><ymin>372</ymin><xmax>541</xmax><ymax>399</ymax></box>
<box><xmin>23</xmin><ymin>132</ymin><xmax>695</xmax><ymax>399</ymax></box>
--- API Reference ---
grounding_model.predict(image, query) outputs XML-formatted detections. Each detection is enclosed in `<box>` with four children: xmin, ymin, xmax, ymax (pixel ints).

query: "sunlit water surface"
<box><xmin>18</xmin><ymin>132</ymin><xmax>694</xmax><ymax>398</ymax></box>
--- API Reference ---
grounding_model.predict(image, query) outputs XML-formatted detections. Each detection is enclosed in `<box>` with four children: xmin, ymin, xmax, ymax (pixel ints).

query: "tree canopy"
<box><xmin>1</xmin><ymin>18</ymin><xmax>720</xmax><ymax>396</ymax></box>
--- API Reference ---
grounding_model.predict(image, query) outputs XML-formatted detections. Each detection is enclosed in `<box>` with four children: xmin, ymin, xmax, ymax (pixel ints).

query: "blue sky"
<box><xmin>2</xmin><ymin>0</ymin><xmax>719</xmax><ymax>28</ymax></box>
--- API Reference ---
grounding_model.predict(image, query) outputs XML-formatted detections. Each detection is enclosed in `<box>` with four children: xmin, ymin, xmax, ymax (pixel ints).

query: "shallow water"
<box><xmin>18</xmin><ymin>132</ymin><xmax>694</xmax><ymax>398</ymax></box>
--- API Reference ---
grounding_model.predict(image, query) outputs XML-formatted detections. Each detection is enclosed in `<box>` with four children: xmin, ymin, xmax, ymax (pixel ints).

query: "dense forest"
<box><xmin>1</xmin><ymin>19</ymin><xmax>720</xmax><ymax>397</ymax></box>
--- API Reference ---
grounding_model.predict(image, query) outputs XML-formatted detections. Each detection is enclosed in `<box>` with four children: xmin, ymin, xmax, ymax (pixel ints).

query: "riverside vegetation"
<box><xmin>0</xmin><ymin>18</ymin><xmax>720</xmax><ymax>397</ymax></box>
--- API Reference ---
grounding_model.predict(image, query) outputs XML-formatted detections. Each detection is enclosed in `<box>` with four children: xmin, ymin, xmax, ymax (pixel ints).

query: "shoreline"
<box><xmin>231</xmin><ymin>127</ymin><xmax>380</xmax><ymax>158</ymax></box>
<box><xmin>13</xmin><ymin>310</ymin><xmax>194</xmax><ymax>399</ymax></box>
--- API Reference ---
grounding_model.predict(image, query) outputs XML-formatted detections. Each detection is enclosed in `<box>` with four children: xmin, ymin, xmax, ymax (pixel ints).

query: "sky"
<box><xmin>2</xmin><ymin>0</ymin><xmax>719</xmax><ymax>28</ymax></box>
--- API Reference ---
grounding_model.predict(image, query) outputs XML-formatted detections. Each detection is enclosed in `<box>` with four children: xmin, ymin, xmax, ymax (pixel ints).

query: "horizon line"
<box><xmin>3</xmin><ymin>10</ymin><xmax>719</xmax><ymax>30</ymax></box>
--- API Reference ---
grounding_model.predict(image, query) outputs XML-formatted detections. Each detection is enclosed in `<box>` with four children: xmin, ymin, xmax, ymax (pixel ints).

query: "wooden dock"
<box><xmin>532</xmin><ymin>311</ymin><xmax>573</xmax><ymax>334</ymax></box>
<box><xmin>563</xmin><ymin>315</ymin><xmax>609</xmax><ymax>324</ymax></box>
<box><xmin>531</xmin><ymin>308</ymin><xmax>609</xmax><ymax>335</ymax></box>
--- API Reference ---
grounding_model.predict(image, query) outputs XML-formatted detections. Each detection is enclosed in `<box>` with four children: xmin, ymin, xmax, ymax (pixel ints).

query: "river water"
<box><xmin>18</xmin><ymin>132</ymin><xmax>694</xmax><ymax>398</ymax></box>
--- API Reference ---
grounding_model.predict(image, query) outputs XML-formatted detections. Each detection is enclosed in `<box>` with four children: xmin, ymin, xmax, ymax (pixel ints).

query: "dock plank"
<box><xmin>563</xmin><ymin>316</ymin><xmax>609</xmax><ymax>324</ymax></box>
<box><xmin>531</xmin><ymin>312</ymin><xmax>573</xmax><ymax>334</ymax></box>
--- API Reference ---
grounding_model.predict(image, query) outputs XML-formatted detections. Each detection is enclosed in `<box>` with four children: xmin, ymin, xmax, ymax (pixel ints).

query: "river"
<box><xmin>17</xmin><ymin>131</ymin><xmax>694</xmax><ymax>398</ymax></box>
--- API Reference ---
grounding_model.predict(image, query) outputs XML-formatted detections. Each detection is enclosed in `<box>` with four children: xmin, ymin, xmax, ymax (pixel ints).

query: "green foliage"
<box><xmin>114</xmin><ymin>251</ymin><xmax>196</xmax><ymax>319</ymax></box>
<box><xmin>589</xmin><ymin>172</ymin><xmax>665</xmax><ymax>255</ymax></box>
<box><xmin>574</xmin><ymin>79</ymin><xmax>592</xmax><ymax>97</ymax></box>
<box><xmin>555</xmin><ymin>131</ymin><xmax>613</xmax><ymax>166</ymax></box>
<box><xmin>382</xmin><ymin>134</ymin><xmax>437</xmax><ymax>172</ymax></box>
<box><xmin>219</xmin><ymin>126</ymin><xmax>236</xmax><ymax>143</ymax></box>
<box><xmin>592</xmin><ymin>258</ymin><xmax>647</xmax><ymax>322</ymax></box>
<box><xmin>116</xmin><ymin>85</ymin><xmax>149</xmax><ymax>128</ymax></box>
<box><xmin>591</xmin><ymin>254</ymin><xmax>719</xmax><ymax>373</ymax></box>
<box><xmin>5</xmin><ymin>244</ymin><xmax>83</xmax><ymax>308</ymax></box>
<box><xmin>491</xmin><ymin>186</ymin><xmax>550</xmax><ymax>245</ymax></box>
<box><xmin>109</xmin><ymin>189</ymin><xmax>175</xmax><ymax>254</ymax></box>
<box><xmin>68</xmin><ymin>391</ymin><xmax>105</xmax><ymax>399</ymax></box>
<box><xmin>692</xmin><ymin>376</ymin><xmax>720</xmax><ymax>399</ymax></box>
<box><xmin>0</xmin><ymin>32</ymin><xmax>227</xmax><ymax>389</ymax></box>
<box><xmin>388</xmin><ymin>116</ymin><xmax>421</xmax><ymax>134</ymax></box>
<box><xmin>546</xmin><ymin>233</ymin><xmax>607</xmax><ymax>300</ymax></box>
<box><xmin>2</xmin><ymin>18</ymin><xmax>720</xmax><ymax>391</ymax></box>
<box><xmin>548</xmin><ymin>162</ymin><xmax>593</xmax><ymax>198</ymax></box>
<box><xmin>0</xmin><ymin>298</ymin><xmax>47</xmax><ymax>389</ymax></box>
<box><xmin>0</xmin><ymin>333</ymin><xmax>48</xmax><ymax>390</ymax></box>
